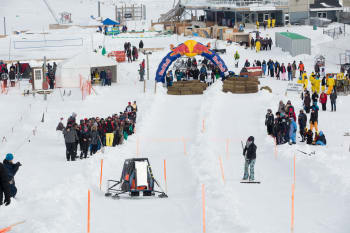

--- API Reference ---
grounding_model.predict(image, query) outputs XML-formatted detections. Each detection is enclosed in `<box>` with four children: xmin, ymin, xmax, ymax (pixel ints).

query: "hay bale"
<box><xmin>181</xmin><ymin>90</ymin><xmax>192</xmax><ymax>95</ymax></box>
<box><xmin>167</xmin><ymin>90</ymin><xmax>181</xmax><ymax>95</ymax></box>
<box><xmin>246</xmin><ymin>89</ymin><xmax>259</xmax><ymax>93</ymax></box>
<box><xmin>191</xmin><ymin>90</ymin><xmax>203</xmax><ymax>95</ymax></box>
<box><xmin>172</xmin><ymin>82</ymin><xmax>184</xmax><ymax>87</ymax></box>
<box><xmin>168</xmin><ymin>86</ymin><xmax>181</xmax><ymax>91</ymax></box>
<box><xmin>260</xmin><ymin>86</ymin><xmax>272</xmax><ymax>93</ymax></box>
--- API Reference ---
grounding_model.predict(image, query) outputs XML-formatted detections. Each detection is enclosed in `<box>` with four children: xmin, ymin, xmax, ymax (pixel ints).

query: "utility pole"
<box><xmin>43</xmin><ymin>56</ymin><xmax>47</xmax><ymax>91</ymax></box>
<box><xmin>98</xmin><ymin>1</ymin><xmax>101</xmax><ymax>18</ymax></box>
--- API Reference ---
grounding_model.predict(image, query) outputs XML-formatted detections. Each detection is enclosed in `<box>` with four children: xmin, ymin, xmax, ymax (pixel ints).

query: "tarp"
<box><xmin>102</xmin><ymin>18</ymin><xmax>120</xmax><ymax>25</ymax></box>
<box><xmin>56</xmin><ymin>50</ymin><xmax>117</xmax><ymax>88</ymax></box>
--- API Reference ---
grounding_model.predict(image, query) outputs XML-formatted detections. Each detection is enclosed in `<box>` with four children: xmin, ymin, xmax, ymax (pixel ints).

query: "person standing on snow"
<box><xmin>330</xmin><ymin>89</ymin><xmax>337</xmax><ymax>112</ymax></box>
<box><xmin>289</xmin><ymin>117</ymin><xmax>297</xmax><ymax>145</ymax></box>
<box><xmin>265</xmin><ymin>109</ymin><xmax>274</xmax><ymax>136</ymax></box>
<box><xmin>0</xmin><ymin>162</ymin><xmax>11</xmax><ymax>206</ymax></box>
<box><xmin>242</xmin><ymin>136</ymin><xmax>257</xmax><ymax>181</ymax></box>
<box><xmin>234</xmin><ymin>51</ymin><xmax>240</xmax><ymax>67</ymax></box>
<box><xmin>298</xmin><ymin>110</ymin><xmax>307</xmax><ymax>142</ymax></box>
<box><xmin>319</xmin><ymin>91</ymin><xmax>327</xmax><ymax>111</ymax></box>
<box><xmin>63</xmin><ymin>124</ymin><xmax>79</xmax><ymax>161</ymax></box>
<box><xmin>3</xmin><ymin>153</ymin><xmax>21</xmax><ymax>199</ymax></box>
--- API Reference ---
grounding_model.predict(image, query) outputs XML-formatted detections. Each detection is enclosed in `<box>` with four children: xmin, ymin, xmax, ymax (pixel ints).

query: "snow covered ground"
<box><xmin>0</xmin><ymin>1</ymin><xmax>350</xmax><ymax>232</ymax></box>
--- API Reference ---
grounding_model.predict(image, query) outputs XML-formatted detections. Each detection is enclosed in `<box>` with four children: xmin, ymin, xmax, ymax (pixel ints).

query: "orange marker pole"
<box><xmin>164</xmin><ymin>159</ymin><xmax>168</xmax><ymax>193</ymax></box>
<box><xmin>99</xmin><ymin>159</ymin><xmax>104</xmax><ymax>190</ymax></box>
<box><xmin>202</xmin><ymin>184</ymin><xmax>206</xmax><ymax>233</ymax></box>
<box><xmin>291</xmin><ymin>183</ymin><xmax>295</xmax><ymax>233</ymax></box>
<box><xmin>219</xmin><ymin>156</ymin><xmax>225</xmax><ymax>184</ymax></box>
<box><xmin>202</xmin><ymin>119</ymin><xmax>205</xmax><ymax>133</ymax></box>
<box><xmin>87</xmin><ymin>190</ymin><xmax>91</xmax><ymax>233</ymax></box>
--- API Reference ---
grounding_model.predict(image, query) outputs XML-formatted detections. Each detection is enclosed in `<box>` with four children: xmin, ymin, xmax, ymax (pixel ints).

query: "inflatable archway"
<box><xmin>155</xmin><ymin>40</ymin><xmax>228</xmax><ymax>83</ymax></box>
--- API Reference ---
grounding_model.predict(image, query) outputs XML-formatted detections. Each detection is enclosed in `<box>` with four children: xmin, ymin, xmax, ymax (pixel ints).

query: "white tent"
<box><xmin>56</xmin><ymin>50</ymin><xmax>117</xmax><ymax>88</ymax></box>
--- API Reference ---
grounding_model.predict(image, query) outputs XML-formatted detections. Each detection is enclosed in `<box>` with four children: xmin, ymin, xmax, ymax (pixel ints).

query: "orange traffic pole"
<box><xmin>87</xmin><ymin>190</ymin><xmax>91</xmax><ymax>233</ymax></box>
<box><xmin>99</xmin><ymin>159</ymin><xmax>104</xmax><ymax>190</ymax></box>
<box><xmin>164</xmin><ymin>159</ymin><xmax>168</xmax><ymax>193</ymax></box>
<box><xmin>202</xmin><ymin>119</ymin><xmax>205</xmax><ymax>133</ymax></box>
<box><xmin>291</xmin><ymin>183</ymin><xmax>295</xmax><ymax>233</ymax></box>
<box><xmin>219</xmin><ymin>156</ymin><xmax>225</xmax><ymax>184</ymax></box>
<box><xmin>202</xmin><ymin>184</ymin><xmax>206</xmax><ymax>233</ymax></box>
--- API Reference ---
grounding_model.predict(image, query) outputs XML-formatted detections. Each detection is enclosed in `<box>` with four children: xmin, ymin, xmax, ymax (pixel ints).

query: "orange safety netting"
<box><xmin>80</xmin><ymin>75</ymin><xmax>92</xmax><ymax>100</ymax></box>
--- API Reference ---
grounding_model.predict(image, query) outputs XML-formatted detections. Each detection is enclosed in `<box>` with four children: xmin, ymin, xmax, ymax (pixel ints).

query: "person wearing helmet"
<box><xmin>242</xmin><ymin>136</ymin><xmax>257</xmax><ymax>181</ymax></box>
<box><xmin>3</xmin><ymin>153</ymin><xmax>21</xmax><ymax>198</ymax></box>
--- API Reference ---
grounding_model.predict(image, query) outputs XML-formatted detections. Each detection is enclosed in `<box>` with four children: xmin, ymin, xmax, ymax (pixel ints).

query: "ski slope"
<box><xmin>0</xmin><ymin>0</ymin><xmax>350</xmax><ymax>232</ymax></box>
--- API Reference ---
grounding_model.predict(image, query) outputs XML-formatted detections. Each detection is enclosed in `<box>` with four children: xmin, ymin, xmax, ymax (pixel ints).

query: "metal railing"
<box><xmin>183</xmin><ymin>0</ymin><xmax>288</xmax><ymax>7</ymax></box>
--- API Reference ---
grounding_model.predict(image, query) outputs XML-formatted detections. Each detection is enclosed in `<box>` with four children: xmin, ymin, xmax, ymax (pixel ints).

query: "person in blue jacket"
<box><xmin>315</xmin><ymin>131</ymin><xmax>327</xmax><ymax>146</ymax></box>
<box><xmin>289</xmin><ymin>117</ymin><xmax>297</xmax><ymax>145</ymax></box>
<box><xmin>262</xmin><ymin>60</ymin><xmax>266</xmax><ymax>75</ymax></box>
<box><xmin>3</xmin><ymin>153</ymin><xmax>21</xmax><ymax>198</ymax></box>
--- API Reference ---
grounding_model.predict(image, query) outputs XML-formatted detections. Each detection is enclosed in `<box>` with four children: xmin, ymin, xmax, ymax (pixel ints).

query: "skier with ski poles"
<box><xmin>242</xmin><ymin>136</ymin><xmax>257</xmax><ymax>182</ymax></box>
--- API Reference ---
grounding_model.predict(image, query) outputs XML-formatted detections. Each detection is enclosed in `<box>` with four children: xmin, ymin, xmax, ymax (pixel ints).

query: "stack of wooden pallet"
<box><xmin>167</xmin><ymin>80</ymin><xmax>207</xmax><ymax>95</ymax></box>
<box><xmin>222</xmin><ymin>77</ymin><xmax>259</xmax><ymax>94</ymax></box>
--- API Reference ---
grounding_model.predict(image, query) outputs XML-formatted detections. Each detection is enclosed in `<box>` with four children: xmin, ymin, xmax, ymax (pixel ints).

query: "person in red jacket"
<box><xmin>319</xmin><ymin>91</ymin><xmax>327</xmax><ymax>111</ymax></box>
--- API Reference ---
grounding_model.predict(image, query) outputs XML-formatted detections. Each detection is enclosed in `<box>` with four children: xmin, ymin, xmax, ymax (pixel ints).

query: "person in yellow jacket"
<box><xmin>267</xmin><ymin>18</ymin><xmax>271</xmax><ymax>28</ymax></box>
<box><xmin>272</xmin><ymin>19</ymin><xmax>276</xmax><ymax>28</ymax></box>
<box><xmin>337</xmin><ymin>72</ymin><xmax>344</xmax><ymax>80</ymax></box>
<box><xmin>256</xmin><ymin>21</ymin><xmax>259</xmax><ymax>30</ymax></box>
<box><xmin>255</xmin><ymin>40</ymin><xmax>261</xmax><ymax>52</ymax></box>
<box><xmin>310</xmin><ymin>72</ymin><xmax>316</xmax><ymax>93</ymax></box>
<box><xmin>326</xmin><ymin>75</ymin><xmax>335</xmax><ymax>94</ymax></box>
<box><xmin>315</xmin><ymin>75</ymin><xmax>321</xmax><ymax>94</ymax></box>
<box><xmin>302</xmin><ymin>71</ymin><xmax>308</xmax><ymax>89</ymax></box>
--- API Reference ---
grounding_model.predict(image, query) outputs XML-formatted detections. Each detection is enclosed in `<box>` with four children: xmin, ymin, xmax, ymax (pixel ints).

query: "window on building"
<box><xmin>317</xmin><ymin>12</ymin><xmax>327</xmax><ymax>18</ymax></box>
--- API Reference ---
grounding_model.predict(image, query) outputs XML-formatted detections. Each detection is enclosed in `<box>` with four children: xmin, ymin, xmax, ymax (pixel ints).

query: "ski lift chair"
<box><xmin>105</xmin><ymin>158</ymin><xmax>168</xmax><ymax>199</ymax></box>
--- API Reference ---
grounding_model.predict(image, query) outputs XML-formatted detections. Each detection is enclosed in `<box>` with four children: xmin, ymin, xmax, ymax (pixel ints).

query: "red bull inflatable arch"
<box><xmin>155</xmin><ymin>40</ymin><xmax>228</xmax><ymax>82</ymax></box>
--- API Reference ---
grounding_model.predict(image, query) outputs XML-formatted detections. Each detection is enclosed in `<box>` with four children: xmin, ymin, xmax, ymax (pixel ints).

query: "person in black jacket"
<box><xmin>298</xmin><ymin>110</ymin><xmax>307</xmax><ymax>142</ymax></box>
<box><xmin>3</xmin><ymin>153</ymin><xmax>21</xmax><ymax>198</ymax></box>
<box><xmin>80</xmin><ymin>126</ymin><xmax>91</xmax><ymax>159</ymax></box>
<box><xmin>139</xmin><ymin>40</ymin><xmax>144</xmax><ymax>49</ymax></box>
<box><xmin>242</xmin><ymin>136</ymin><xmax>257</xmax><ymax>181</ymax></box>
<box><xmin>0</xmin><ymin>162</ymin><xmax>11</xmax><ymax>206</ymax></box>
<box><xmin>265</xmin><ymin>109</ymin><xmax>274</xmax><ymax>135</ymax></box>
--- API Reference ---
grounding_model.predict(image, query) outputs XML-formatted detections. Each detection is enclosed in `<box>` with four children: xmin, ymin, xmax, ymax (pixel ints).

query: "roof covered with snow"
<box><xmin>60</xmin><ymin>50</ymin><xmax>117</xmax><ymax>69</ymax></box>
<box><xmin>310</xmin><ymin>0</ymin><xmax>342</xmax><ymax>9</ymax></box>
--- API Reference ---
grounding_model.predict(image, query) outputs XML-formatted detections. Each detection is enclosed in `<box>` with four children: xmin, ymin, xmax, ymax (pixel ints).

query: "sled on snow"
<box><xmin>105</xmin><ymin>158</ymin><xmax>168</xmax><ymax>199</ymax></box>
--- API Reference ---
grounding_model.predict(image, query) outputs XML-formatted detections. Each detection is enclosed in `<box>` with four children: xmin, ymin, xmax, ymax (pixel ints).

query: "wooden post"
<box><xmin>154</xmin><ymin>79</ymin><xmax>157</xmax><ymax>94</ymax></box>
<box><xmin>143</xmin><ymin>79</ymin><xmax>146</xmax><ymax>93</ymax></box>
<box><xmin>146</xmin><ymin>53</ymin><xmax>150</xmax><ymax>80</ymax></box>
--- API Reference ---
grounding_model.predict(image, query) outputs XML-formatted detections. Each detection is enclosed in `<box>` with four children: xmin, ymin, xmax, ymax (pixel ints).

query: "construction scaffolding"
<box><xmin>115</xmin><ymin>4</ymin><xmax>146</xmax><ymax>24</ymax></box>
